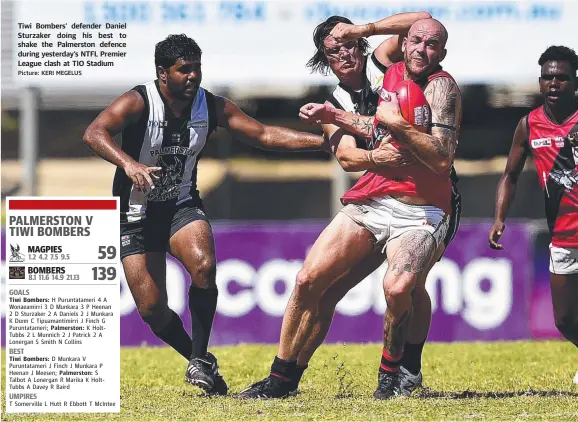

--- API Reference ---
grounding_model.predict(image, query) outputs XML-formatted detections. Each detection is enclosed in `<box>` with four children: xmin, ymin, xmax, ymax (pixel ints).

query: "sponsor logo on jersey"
<box><xmin>531</xmin><ymin>137</ymin><xmax>551</xmax><ymax>148</ymax></box>
<box><xmin>414</xmin><ymin>105</ymin><xmax>431</xmax><ymax>130</ymax></box>
<box><xmin>147</xmin><ymin>120</ymin><xmax>168</xmax><ymax>128</ymax></box>
<box><xmin>187</xmin><ymin>119</ymin><xmax>208</xmax><ymax>129</ymax></box>
<box><xmin>379</xmin><ymin>89</ymin><xmax>391</xmax><ymax>102</ymax></box>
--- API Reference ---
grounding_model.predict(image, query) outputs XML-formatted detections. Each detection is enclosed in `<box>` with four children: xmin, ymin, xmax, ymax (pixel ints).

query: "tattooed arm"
<box><xmin>376</xmin><ymin>77</ymin><xmax>462</xmax><ymax>175</ymax></box>
<box><xmin>332</xmin><ymin>108</ymin><xmax>375</xmax><ymax>139</ymax></box>
<box><xmin>299</xmin><ymin>101</ymin><xmax>375</xmax><ymax>140</ymax></box>
<box><xmin>324</xmin><ymin>123</ymin><xmax>414</xmax><ymax>172</ymax></box>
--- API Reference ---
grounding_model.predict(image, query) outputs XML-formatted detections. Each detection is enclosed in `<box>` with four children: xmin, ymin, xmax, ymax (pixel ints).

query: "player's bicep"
<box><xmin>372</xmin><ymin>35</ymin><xmax>402</xmax><ymax>68</ymax></box>
<box><xmin>425</xmin><ymin>77</ymin><xmax>462</xmax><ymax>160</ymax></box>
<box><xmin>216</xmin><ymin>96</ymin><xmax>265</xmax><ymax>140</ymax></box>
<box><xmin>88</xmin><ymin>90</ymin><xmax>144</xmax><ymax>137</ymax></box>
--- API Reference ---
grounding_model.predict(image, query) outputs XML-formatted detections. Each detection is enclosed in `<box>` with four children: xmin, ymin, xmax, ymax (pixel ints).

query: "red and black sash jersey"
<box><xmin>527</xmin><ymin>106</ymin><xmax>578</xmax><ymax>247</ymax></box>
<box><xmin>341</xmin><ymin>62</ymin><xmax>457</xmax><ymax>214</ymax></box>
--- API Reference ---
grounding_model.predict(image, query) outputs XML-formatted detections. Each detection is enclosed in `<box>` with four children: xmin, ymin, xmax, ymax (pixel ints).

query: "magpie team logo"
<box><xmin>147</xmin><ymin>155</ymin><xmax>184</xmax><ymax>202</ymax></box>
<box><xmin>9</xmin><ymin>266</ymin><xmax>26</xmax><ymax>279</ymax></box>
<box><xmin>9</xmin><ymin>244</ymin><xmax>25</xmax><ymax>262</ymax></box>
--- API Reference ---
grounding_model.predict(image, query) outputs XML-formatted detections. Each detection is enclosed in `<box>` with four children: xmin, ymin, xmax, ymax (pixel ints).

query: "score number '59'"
<box><xmin>93</xmin><ymin>246</ymin><xmax>117</xmax><ymax>280</ymax></box>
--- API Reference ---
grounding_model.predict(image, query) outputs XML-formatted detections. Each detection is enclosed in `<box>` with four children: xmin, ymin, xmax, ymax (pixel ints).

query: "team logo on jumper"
<box><xmin>9</xmin><ymin>244</ymin><xmax>25</xmax><ymax>262</ymax></box>
<box><xmin>554</xmin><ymin>136</ymin><xmax>565</xmax><ymax>148</ymax></box>
<box><xmin>531</xmin><ymin>138</ymin><xmax>551</xmax><ymax>149</ymax></box>
<box><xmin>148</xmin><ymin>155</ymin><xmax>184</xmax><ymax>202</ymax></box>
<box><xmin>121</xmin><ymin>235</ymin><xmax>131</xmax><ymax>247</ymax></box>
<box><xmin>549</xmin><ymin>168</ymin><xmax>578</xmax><ymax>191</ymax></box>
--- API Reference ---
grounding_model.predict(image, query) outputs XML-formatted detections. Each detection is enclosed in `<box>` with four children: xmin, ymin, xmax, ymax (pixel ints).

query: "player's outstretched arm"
<box><xmin>300</xmin><ymin>102</ymin><xmax>374</xmax><ymax>140</ymax></box>
<box><xmin>377</xmin><ymin>77</ymin><xmax>461</xmax><ymax>174</ymax></box>
<box><xmin>327</xmin><ymin>124</ymin><xmax>414</xmax><ymax>172</ymax></box>
<box><xmin>215</xmin><ymin>96</ymin><xmax>326</xmax><ymax>151</ymax></box>
<box><xmin>83</xmin><ymin>91</ymin><xmax>161</xmax><ymax>191</ymax></box>
<box><xmin>330</xmin><ymin>12</ymin><xmax>431</xmax><ymax>67</ymax></box>
<box><xmin>489</xmin><ymin>116</ymin><xmax>529</xmax><ymax>250</ymax></box>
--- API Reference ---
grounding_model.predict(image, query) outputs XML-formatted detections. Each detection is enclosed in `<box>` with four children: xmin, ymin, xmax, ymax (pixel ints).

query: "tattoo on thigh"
<box><xmin>390</xmin><ymin>231</ymin><xmax>435</xmax><ymax>275</ymax></box>
<box><xmin>383</xmin><ymin>309</ymin><xmax>411</xmax><ymax>358</ymax></box>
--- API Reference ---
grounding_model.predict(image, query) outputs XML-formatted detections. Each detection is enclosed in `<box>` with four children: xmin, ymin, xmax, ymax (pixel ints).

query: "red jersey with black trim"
<box><xmin>527</xmin><ymin>106</ymin><xmax>578</xmax><ymax>247</ymax></box>
<box><xmin>341</xmin><ymin>62</ymin><xmax>456</xmax><ymax>214</ymax></box>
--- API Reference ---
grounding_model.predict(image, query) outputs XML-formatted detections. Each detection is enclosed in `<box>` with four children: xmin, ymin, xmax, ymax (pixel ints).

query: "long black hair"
<box><xmin>306</xmin><ymin>16</ymin><xmax>370</xmax><ymax>75</ymax></box>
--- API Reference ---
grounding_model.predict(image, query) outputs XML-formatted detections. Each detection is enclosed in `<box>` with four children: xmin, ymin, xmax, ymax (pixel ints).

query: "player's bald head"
<box><xmin>408</xmin><ymin>18</ymin><xmax>448</xmax><ymax>47</ymax></box>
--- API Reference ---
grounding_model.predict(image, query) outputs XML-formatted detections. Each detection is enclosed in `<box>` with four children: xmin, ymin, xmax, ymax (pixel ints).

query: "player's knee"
<box><xmin>383</xmin><ymin>276</ymin><xmax>414</xmax><ymax>304</ymax></box>
<box><xmin>137</xmin><ymin>299</ymin><xmax>169</xmax><ymax>327</ymax></box>
<box><xmin>188</xmin><ymin>257</ymin><xmax>217</xmax><ymax>288</ymax></box>
<box><xmin>554</xmin><ymin>312</ymin><xmax>578</xmax><ymax>345</ymax></box>
<box><xmin>295</xmin><ymin>268</ymin><xmax>322</xmax><ymax>301</ymax></box>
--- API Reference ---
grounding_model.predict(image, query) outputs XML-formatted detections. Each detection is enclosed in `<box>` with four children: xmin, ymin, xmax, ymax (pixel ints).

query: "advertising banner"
<box><xmin>2</xmin><ymin>220</ymin><xmax>534</xmax><ymax>346</ymax></box>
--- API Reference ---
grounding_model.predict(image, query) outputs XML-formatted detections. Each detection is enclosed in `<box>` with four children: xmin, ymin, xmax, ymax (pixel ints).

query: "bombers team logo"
<box><xmin>549</xmin><ymin>168</ymin><xmax>578</xmax><ymax>192</ymax></box>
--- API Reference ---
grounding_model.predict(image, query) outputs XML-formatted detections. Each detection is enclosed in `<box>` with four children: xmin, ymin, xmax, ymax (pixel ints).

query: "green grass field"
<box><xmin>2</xmin><ymin>341</ymin><xmax>577</xmax><ymax>421</ymax></box>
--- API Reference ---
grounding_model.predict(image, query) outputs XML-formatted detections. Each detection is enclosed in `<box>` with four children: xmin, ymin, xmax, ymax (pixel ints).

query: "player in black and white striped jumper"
<box><xmin>83</xmin><ymin>34</ymin><xmax>326</xmax><ymax>396</ymax></box>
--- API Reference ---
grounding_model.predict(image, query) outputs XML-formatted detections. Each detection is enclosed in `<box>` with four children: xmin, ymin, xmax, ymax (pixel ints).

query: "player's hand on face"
<box><xmin>372</xmin><ymin>135</ymin><xmax>415</xmax><ymax>167</ymax></box>
<box><xmin>488</xmin><ymin>221</ymin><xmax>505</xmax><ymax>250</ymax></box>
<box><xmin>124</xmin><ymin>161</ymin><xmax>162</xmax><ymax>193</ymax></box>
<box><xmin>299</xmin><ymin>103</ymin><xmax>336</xmax><ymax>125</ymax></box>
<box><xmin>329</xmin><ymin>23</ymin><xmax>364</xmax><ymax>43</ymax></box>
<box><xmin>376</xmin><ymin>92</ymin><xmax>402</xmax><ymax>125</ymax></box>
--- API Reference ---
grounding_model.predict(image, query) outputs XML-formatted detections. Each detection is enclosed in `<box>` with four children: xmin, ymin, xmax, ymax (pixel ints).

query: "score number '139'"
<box><xmin>92</xmin><ymin>246</ymin><xmax>117</xmax><ymax>280</ymax></box>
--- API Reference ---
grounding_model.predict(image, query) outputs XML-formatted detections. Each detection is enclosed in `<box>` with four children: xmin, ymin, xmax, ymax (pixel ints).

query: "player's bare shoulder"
<box><xmin>513</xmin><ymin>114</ymin><xmax>530</xmax><ymax>148</ymax></box>
<box><xmin>116</xmin><ymin>89</ymin><xmax>147</xmax><ymax>123</ymax></box>
<box><xmin>212</xmin><ymin>95</ymin><xmax>237</xmax><ymax>128</ymax></box>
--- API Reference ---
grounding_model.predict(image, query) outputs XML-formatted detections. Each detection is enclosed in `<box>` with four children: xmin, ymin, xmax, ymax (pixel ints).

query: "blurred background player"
<box><xmin>296</xmin><ymin>13</ymin><xmax>462</xmax><ymax>397</ymax></box>
<box><xmin>83</xmin><ymin>34</ymin><xmax>326</xmax><ymax>395</ymax></box>
<box><xmin>240</xmin><ymin>18</ymin><xmax>462</xmax><ymax>400</ymax></box>
<box><xmin>489</xmin><ymin>45</ymin><xmax>578</xmax><ymax>384</ymax></box>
